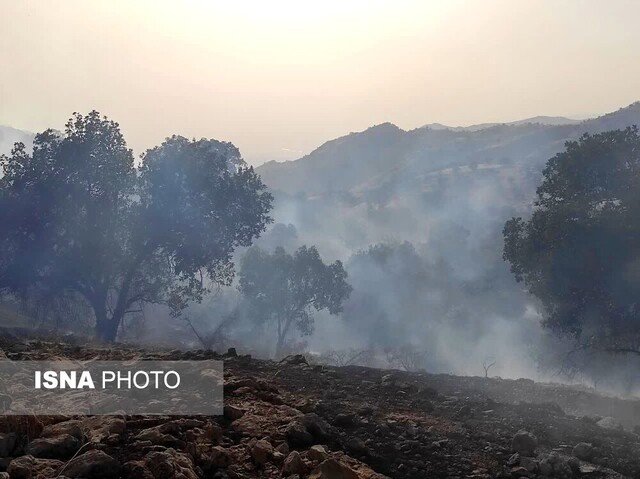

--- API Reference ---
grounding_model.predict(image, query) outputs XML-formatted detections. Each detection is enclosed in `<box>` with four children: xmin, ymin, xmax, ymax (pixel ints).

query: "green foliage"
<box><xmin>238</xmin><ymin>245</ymin><xmax>352</xmax><ymax>356</ymax></box>
<box><xmin>0</xmin><ymin>111</ymin><xmax>272</xmax><ymax>341</ymax></box>
<box><xmin>503</xmin><ymin>127</ymin><xmax>640</xmax><ymax>353</ymax></box>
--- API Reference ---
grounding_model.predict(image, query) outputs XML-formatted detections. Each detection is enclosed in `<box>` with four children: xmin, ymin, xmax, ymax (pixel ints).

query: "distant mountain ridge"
<box><xmin>422</xmin><ymin>115</ymin><xmax>582</xmax><ymax>132</ymax></box>
<box><xmin>257</xmin><ymin>102</ymin><xmax>640</xmax><ymax>198</ymax></box>
<box><xmin>0</xmin><ymin>125</ymin><xmax>35</xmax><ymax>156</ymax></box>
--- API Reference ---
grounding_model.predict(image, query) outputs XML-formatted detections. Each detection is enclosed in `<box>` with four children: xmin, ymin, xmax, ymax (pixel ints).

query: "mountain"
<box><xmin>0</xmin><ymin>125</ymin><xmax>34</xmax><ymax>155</ymax></box>
<box><xmin>257</xmin><ymin>102</ymin><xmax>640</xmax><ymax>199</ymax></box>
<box><xmin>421</xmin><ymin>115</ymin><xmax>581</xmax><ymax>132</ymax></box>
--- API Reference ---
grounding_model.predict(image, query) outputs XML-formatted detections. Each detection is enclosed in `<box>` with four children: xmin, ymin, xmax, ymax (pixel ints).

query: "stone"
<box><xmin>145</xmin><ymin>448</ymin><xmax>199</xmax><ymax>479</ymax></box>
<box><xmin>251</xmin><ymin>439</ymin><xmax>273</xmax><ymax>466</ymax></box>
<box><xmin>7</xmin><ymin>455</ymin><xmax>64</xmax><ymax>479</ymax></box>
<box><xmin>308</xmin><ymin>444</ymin><xmax>329</xmax><ymax>462</ymax></box>
<box><xmin>572</xmin><ymin>442</ymin><xmax>594</xmax><ymax>461</ymax></box>
<box><xmin>81</xmin><ymin>416</ymin><xmax>126</xmax><ymax>443</ymax></box>
<box><xmin>303</xmin><ymin>413</ymin><xmax>332</xmax><ymax>441</ymax></box>
<box><xmin>282</xmin><ymin>450</ymin><xmax>306</xmax><ymax>476</ymax></box>
<box><xmin>41</xmin><ymin>420</ymin><xmax>85</xmax><ymax>441</ymax></box>
<box><xmin>511</xmin><ymin>430</ymin><xmax>537</xmax><ymax>456</ymax></box>
<box><xmin>506</xmin><ymin>452</ymin><xmax>520</xmax><ymax>467</ymax></box>
<box><xmin>519</xmin><ymin>456</ymin><xmax>538</xmax><ymax>473</ymax></box>
<box><xmin>223</xmin><ymin>405</ymin><xmax>245</xmax><ymax>421</ymax></box>
<box><xmin>286</xmin><ymin>420</ymin><xmax>313</xmax><ymax>447</ymax></box>
<box><xmin>122</xmin><ymin>460</ymin><xmax>155</xmax><ymax>479</ymax></box>
<box><xmin>209</xmin><ymin>445</ymin><xmax>232</xmax><ymax>468</ymax></box>
<box><xmin>62</xmin><ymin>450</ymin><xmax>121</xmax><ymax>478</ymax></box>
<box><xmin>27</xmin><ymin>434</ymin><xmax>81</xmax><ymax>458</ymax></box>
<box><xmin>596</xmin><ymin>416</ymin><xmax>623</xmax><ymax>431</ymax></box>
<box><xmin>308</xmin><ymin>458</ymin><xmax>360</xmax><ymax>479</ymax></box>
<box><xmin>0</xmin><ymin>433</ymin><xmax>16</xmax><ymax>457</ymax></box>
<box><xmin>135</xmin><ymin>426</ymin><xmax>178</xmax><ymax>446</ymax></box>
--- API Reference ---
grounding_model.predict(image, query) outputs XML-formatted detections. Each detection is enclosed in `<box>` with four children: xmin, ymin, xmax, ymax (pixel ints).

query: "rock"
<box><xmin>511</xmin><ymin>430</ymin><xmax>537</xmax><ymax>456</ymax></box>
<box><xmin>251</xmin><ymin>439</ymin><xmax>273</xmax><ymax>466</ymax></box>
<box><xmin>308</xmin><ymin>445</ymin><xmax>329</xmax><ymax>462</ymax></box>
<box><xmin>507</xmin><ymin>452</ymin><xmax>520</xmax><ymax>467</ymax></box>
<box><xmin>223</xmin><ymin>405</ymin><xmax>244</xmax><ymax>421</ymax></box>
<box><xmin>596</xmin><ymin>416</ymin><xmax>623</xmax><ymax>431</ymax></box>
<box><xmin>303</xmin><ymin>413</ymin><xmax>332</xmax><ymax>441</ymax></box>
<box><xmin>27</xmin><ymin>434</ymin><xmax>81</xmax><ymax>458</ymax></box>
<box><xmin>346</xmin><ymin>437</ymin><xmax>369</xmax><ymax>456</ymax></box>
<box><xmin>41</xmin><ymin>420</ymin><xmax>85</xmax><ymax>441</ymax></box>
<box><xmin>276</xmin><ymin>442</ymin><xmax>290</xmax><ymax>455</ymax></box>
<box><xmin>0</xmin><ymin>472</ymin><xmax>8</xmax><ymax>479</ymax></box>
<box><xmin>282</xmin><ymin>451</ymin><xmax>306</xmax><ymax>476</ymax></box>
<box><xmin>510</xmin><ymin>466</ymin><xmax>531</xmax><ymax>477</ymax></box>
<box><xmin>333</xmin><ymin>413</ymin><xmax>358</xmax><ymax>428</ymax></box>
<box><xmin>572</xmin><ymin>442</ymin><xmax>594</xmax><ymax>461</ymax></box>
<box><xmin>62</xmin><ymin>450</ymin><xmax>121</xmax><ymax>478</ymax></box>
<box><xmin>80</xmin><ymin>416</ymin><xmax>126</xmax><ymax>443</ymax></box>
<box><xmin>209</xmin><ymin>446</ymin><xmax>232</xmax><ymax>468</ymax></box>
<box><xmin>279</xmin><ymin>354</ymin><xmax>308</xmax><ymax>365</ymax></box>
<box><xmin>122</xmin><ymin>460</ymin><xmax>155</xmax><ymax>479</ymax></box>
<box><xmin>539</xmin><ymin>457</ymin><xmax>553</xmax><ymax>476</ymax></box>
<box><xmin>286</xmin><ymin>421</ymin><xmax>313</xmax><ymax>447</ymax></box>
<box><xmin>135</xmin><ymin>426</ymin><xmax>178</xmax><ymax>446</ymax></box>
<box><xmin>519</xmin><ymin>456</ymin><xmax>538</xmax><ymax>473</ymax></box>
<box><xmin>308</xmin><ymin>458</ymin><xmax>360</xmax><ymax>479</ymax></box>
<box><xmin>0</xmin><ymin>433</ymin><xmax>16</xmax><ymax>457</ymax></box>
<box><xmin>145</xmin><ymin>448</ymin><xmax>199</xmax><ymax>479</ymax></box>
<box><xmin>7</xmin><ymin>455</ymin><xmax>64</xmax><ymax>479</ymax></box>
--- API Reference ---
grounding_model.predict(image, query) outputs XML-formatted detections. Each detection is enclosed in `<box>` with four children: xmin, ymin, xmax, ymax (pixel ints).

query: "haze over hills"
<box><xmin>247</xmin><ymin>102</ymin><xmax>640</xmax><ymax>380</ymax></box>
<box><xmin>257</xmin><ymin>102</ymin><xmax>640</xmax><ymax>198</ymax></box>
<box><xmin>0</xmin><ymin>125</ymin><xmax>34</xmax><ymax>156</ymax></box>
<box><xmin>422</xmin><ymin>115</ymin><xmax>582</xmax><ymax>132</ymax></box>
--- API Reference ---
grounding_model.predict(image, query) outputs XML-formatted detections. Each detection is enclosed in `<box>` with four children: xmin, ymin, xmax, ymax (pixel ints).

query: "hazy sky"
<box><xmin>1</xmin><ymin>0</ymin><xmax>639</xmax><ymax>165</ymax></box>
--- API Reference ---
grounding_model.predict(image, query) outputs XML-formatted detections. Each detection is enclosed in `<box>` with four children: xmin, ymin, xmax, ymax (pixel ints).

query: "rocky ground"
<box><xmin>0</xmin><ymin>339</ymin><xmax>639</xmax><ymax>479</ymax></box>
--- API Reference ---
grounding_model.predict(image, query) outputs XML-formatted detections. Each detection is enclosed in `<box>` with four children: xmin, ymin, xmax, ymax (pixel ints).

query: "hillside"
<box><xmin>257</xmin><ymin>102</ymin><xmax>640</xmax><ymax>199</ymax></box>
<box><xmin>0</xmin><ymin>339</ymin><xmax>638</xmax><ymax>478</ymax></box>
<box><xmin>0</xmin><ymin>126</ymin><xmax>34</xmax><ymax>156</ymax></box>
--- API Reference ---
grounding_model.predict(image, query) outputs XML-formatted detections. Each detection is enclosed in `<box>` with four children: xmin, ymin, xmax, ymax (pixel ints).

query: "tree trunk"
<box><xmin>94</xmin><ymin>307</ymin><xmax>121</xmax><ymax>343</ymax></box>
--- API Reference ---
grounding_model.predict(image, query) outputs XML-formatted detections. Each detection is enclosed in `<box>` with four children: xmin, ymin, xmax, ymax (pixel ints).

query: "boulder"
<box><xmin>286</xmin><ymin>421</ymin><xmax>313</xmax><ymax>447</ymax></box>
<box><xmin>511</xmin><ymin>430</ymin><xmax>537</xmax><ymax>456</ymax></box>
<box><xmin>308</xmin><ymin>445</ymin><xmax>329</xmax><ymax>462</ymax></box>
<box><xmin>303</xmin><ymin>413</ymin><xmax>332</xmax><ymax>441</ymax></box>
<box><xmin>0</xmin><ymin>433</ymin><xmax>16</xmax><ymax>457</ymax></box>
<box><xmin>27</xmin><ymin>434</ymin><xmax>81</xmax><ymax>458</ymax></box>
<box><xmin>7</xmin><ymin>455</ymin><xmax>64</xmax><ymax>479</ymax></box>
<box><xmin>282</xmin><ymin>450</ymin><xmax>306</xmax><ymax>476</ymax></box>
<box><xmin>596</xmin><ymin>416</ymin><xmax>623</xmax><ymax>431</ymax></box>
<box><xmin>62</xmin><ymin>450</ymin><xmax>121</xmax><ymax>479</ymax></box>
<box><xmin>41</xmin><ymin>420</ymin><xmax>85</xmax><ymax>441</ymax></box>
<box><xmin>145</xmin><ymin>448</ymin><xmax>199</xmax><ymax>479</ymax></box>
<box><xmin>251</xmin><ymin>439</ymin><xmax>273</xmax><ymax>466</ymax></box>
<box><xmin>572</xmin><ymin>442</ymin><xmax>594</xmax><ymax>461</ymax></box>
<box><xmin>308</xmin><ymin>458</ymin><xmax>360</xmax><ymax>479</ymax></box>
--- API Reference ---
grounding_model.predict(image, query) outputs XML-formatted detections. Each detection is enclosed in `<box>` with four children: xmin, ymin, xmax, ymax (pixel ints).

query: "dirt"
<box><xmin>0</xmin><ymin>339</ymin><xmax>639</xmax><ymax>478</ymax></box>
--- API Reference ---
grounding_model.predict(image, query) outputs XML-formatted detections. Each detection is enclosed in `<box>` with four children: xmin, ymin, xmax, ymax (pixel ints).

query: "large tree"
<box><xmin>0</xmin><ymin>111</ymin><xmax>272</xmax><ymax>341</ymax></box>
<box><xmin>238</xmin><ymin>245</ymin><xmax>352</xmax><ymax>356</ymax></box>
<box><xmin>503</xmin><ymin>127</ymin><xmax>640</xmax><ymax>355</ymax></box>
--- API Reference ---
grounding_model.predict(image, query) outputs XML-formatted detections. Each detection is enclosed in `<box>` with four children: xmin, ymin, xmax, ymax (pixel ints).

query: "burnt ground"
<box><xmin>0</xmin><ymin>339</ymin><xmax>639</xmax><ymax>478</ymax></box>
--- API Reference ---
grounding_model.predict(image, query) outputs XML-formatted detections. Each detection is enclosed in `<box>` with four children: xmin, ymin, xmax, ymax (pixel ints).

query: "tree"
<box><xmin>0</xmin><ymin>111</ymin><xmax>272</xmax><ymax>341</ymax></box>
<box><xmin>238</xmin><ymin>245</ymin><xmax>352</xmax><ymax>356</ymax></box>
<box><xmin>503</xmin><ymin>127</ymin><xmax>640</xmax><ymax>355</ymax></box>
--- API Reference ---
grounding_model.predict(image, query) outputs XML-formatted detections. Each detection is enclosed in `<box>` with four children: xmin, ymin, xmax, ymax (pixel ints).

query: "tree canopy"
<box><xmin>0</xmin><ymin>111</ymin><xmax>273</xmax><ymax>341</ymax></box>
<box><xmin>503</xmin><ymin>127</ymin><xmax>640</xmax><ymax>354</ymax></box>
<box><xmin>238</xmin><ymin>245</ymin><xmax>352</xmax><ymax>356</ymax></box>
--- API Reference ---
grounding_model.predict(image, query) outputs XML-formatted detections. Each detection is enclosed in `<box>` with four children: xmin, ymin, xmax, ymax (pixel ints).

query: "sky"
<box><xmin>1</xmin><ymin>0</ymin><xmax>640</xmax><ymax>165</ymax></box>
